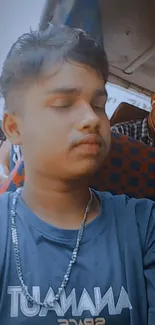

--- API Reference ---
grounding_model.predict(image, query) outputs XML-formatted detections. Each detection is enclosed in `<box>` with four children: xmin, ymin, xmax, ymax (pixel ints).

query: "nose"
<box><xmin>76</xmin><ymin>101</ymin><xmax>100</xmax><ymax>133</ymax></box>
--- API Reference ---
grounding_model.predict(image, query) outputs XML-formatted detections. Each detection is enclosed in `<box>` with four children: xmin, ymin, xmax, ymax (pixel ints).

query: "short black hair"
<box><xmin>0</xmin><ymin>25</ymin><xmax>108</xmax><ymax>107</ymax></box>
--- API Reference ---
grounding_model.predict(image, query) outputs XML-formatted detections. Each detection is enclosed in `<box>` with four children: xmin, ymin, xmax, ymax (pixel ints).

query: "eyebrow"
<box><xmin>46</xmin><ymin>87</ymin><xmax>107</xmax><ymax>97</ymax></box>
<box><xmin>46</xmin><ymin>87</ymin><xmax>80</xmax><ymax>95</ymax></box>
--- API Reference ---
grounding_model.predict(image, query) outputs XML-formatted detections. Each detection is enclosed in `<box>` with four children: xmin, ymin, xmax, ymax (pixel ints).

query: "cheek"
<box><xmin>23</xmin><ymin>114</ymin><xmax>71</xmax><ymax>159</ymax></box>
<box><xmin>100</xmin><ymin>117</ymin><xmax>111</xmax><ymax>153</ymax></box>
<box><xmin>152</xmin><ymin>110</ymin><xmax>155</xmax><ymax>121</ymax></box>
<box><xmin>23</xmin><ymin>110</ymin><xmax>66</xmax><ymax>139</ymax></box>
<box><xmin>101</xmin><ymin>115</ymin><xmax>111</xmax><ymax>137</ymax></box>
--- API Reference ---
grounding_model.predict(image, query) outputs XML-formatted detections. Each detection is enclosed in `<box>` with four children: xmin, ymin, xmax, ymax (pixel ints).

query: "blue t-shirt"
<box><xmin>0</xmin><ymin>190</ymin><xmax>155</xmax><ymax>325</ymax></box>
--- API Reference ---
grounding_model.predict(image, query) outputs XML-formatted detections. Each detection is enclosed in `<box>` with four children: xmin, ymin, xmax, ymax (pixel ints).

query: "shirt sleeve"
<box><xmin>143</xmin><ymin>206</ymin><xmax>155</xmax><ymax>324</ymax></box>
<box><xmin>111</xmin><ymin>124</ymin><xmax>126</xmax><ymax>134</ymax></box>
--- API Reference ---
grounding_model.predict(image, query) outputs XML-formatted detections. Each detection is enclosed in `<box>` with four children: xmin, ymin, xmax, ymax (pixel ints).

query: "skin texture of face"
<box><xmin>3</xmin><ymin>61</ymin><xmax>111</xmax><ymax>181</ymax></box>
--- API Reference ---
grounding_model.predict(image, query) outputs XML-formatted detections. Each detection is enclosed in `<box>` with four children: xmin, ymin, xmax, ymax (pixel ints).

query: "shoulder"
<box><xmin>0</xmin><ymin>190</ymin><xmax>11</xmax><ymax>211</ymax></box>
<box><xmin>0</xmin><ymin>191</ymin><xmax>11</xmax><ymax>217</ymax></box>
<box><xmin>111</xmin><ymin>119</ymin><xmax>141</xmax><ymax>130</ymax></box>
<box><xmin>95</xmin><ymin>190</ymin><xmax>155</xmax><ymax>251</ymax></box>
<box><xmin>0</xmin><ymin>192</ymin><xmax>12</xmax><ymax>269</ymax></box>
<box><xmin>0</xmin><ymin>191</ymin><xmax>12</xmax><ymax>235</ymax></box>
<box><xmin>96</xmin><ymin>190</ymin><xmax>155</xmax><ymax>223</ymax></box>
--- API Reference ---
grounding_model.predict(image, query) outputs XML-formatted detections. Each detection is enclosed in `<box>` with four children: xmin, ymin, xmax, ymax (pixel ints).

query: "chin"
<box><xmin>70</xmin><ymin>159</ymin><xmax>103</xmax><ymax>179</ymax></box>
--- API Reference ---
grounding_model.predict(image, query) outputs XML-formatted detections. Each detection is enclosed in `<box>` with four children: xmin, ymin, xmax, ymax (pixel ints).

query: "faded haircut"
<box><xmin>0</xmin><ymin>24</ymin><xmax>108</xmax><ymax>111</ymax></box>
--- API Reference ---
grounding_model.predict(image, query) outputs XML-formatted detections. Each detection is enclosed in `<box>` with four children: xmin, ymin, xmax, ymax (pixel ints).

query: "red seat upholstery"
<box><xmin>92</xmin><ymin>132</ymin><xmax>155</xmax><ymax>200</ymax></box>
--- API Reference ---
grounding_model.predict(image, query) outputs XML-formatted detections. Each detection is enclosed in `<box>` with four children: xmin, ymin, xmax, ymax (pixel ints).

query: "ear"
<box><xmin>2</xmin><ymin>112</ymin><xmax>23</xmax><ymax>145</ymax></box>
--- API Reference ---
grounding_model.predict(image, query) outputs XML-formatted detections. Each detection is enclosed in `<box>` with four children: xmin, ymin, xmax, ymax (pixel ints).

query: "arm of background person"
<box><xmin>0</xmin><ymin>139</ymin><xmax>11</xmax><ymax>183</ymax></box>
<box><xmin>111</xmin><ymin>123</ymin><xmax>126</xmax><ymax>134</ymax></box>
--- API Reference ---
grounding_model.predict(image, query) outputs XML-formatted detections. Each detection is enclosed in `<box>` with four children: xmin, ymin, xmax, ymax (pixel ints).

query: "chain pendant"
<box><xmin>11</xmin><ymin>187</ymin><xmax>93</xmax><ymax>308</ymax></box>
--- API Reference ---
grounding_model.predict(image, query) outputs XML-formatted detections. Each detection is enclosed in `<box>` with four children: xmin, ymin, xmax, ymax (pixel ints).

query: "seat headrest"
<box><xmin>110</xmin><ymin>102</ymin><xmax>149</xmax><ymax>126</ymax></box>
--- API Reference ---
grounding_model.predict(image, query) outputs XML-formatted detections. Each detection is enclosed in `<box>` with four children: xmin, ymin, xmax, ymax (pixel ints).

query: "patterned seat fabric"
<box><xmin>0</xmin><ymin>132</ymin><xmax>155</xmax><ymax>200</ymax></box>
<box><xmin>92</xmin><ymin>133</ymin><xmax>155</xmax><ymax>201</ymax></box>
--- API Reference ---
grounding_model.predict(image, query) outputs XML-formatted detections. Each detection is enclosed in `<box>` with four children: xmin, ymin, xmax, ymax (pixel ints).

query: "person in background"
<box><xmin>0</xmin><ymin>139</ymin><xmax>21</xmax><ymax>183</ymax></box>
<box><xmin>0</xmin><ymin>25</ymin><xmax>154</xmax><ymax>325</ymax></box>
<box><xmin>111</xmin><ymin>95</ymin><xmax>155</xmax><ymax>147</ymax></box>
<box><xmin>0</xmin><ymin>123</ymin><xmax>6</xmax><ymax>147</ymax></box>
<box><xmin>0</xmin><ymin>138</ymin><xmax>11</xmax><ymax>182</ymax></box>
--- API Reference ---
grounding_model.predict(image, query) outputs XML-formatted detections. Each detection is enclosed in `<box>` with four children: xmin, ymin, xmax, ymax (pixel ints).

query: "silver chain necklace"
<box><xmin>11</xmin><ymin>187</ymin><xmax>93</xmax><ymax>308</ymax></box>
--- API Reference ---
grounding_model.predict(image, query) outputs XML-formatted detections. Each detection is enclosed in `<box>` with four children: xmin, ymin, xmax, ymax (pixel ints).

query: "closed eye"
<box><xmin>48</xmin><ymin>98</ymin><xmax>73</xmax><ymax>108</ymax></box>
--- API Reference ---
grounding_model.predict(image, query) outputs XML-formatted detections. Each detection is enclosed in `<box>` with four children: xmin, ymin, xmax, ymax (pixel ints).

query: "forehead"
<box><xmin>8</xmin><ymin>61</ymin><xmax>106</xmax><ymax>113</ymax></box>
<box><xmin>42</xmin><ymin>61</ymin><xmax>105</xmax><ymax>94</ymax></box>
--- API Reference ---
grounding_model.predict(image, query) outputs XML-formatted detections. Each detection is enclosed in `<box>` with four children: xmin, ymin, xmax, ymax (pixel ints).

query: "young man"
<box><xmin>0</xmin><ymin>26</ymin><xmax>154</xmax><ymax>325</ymax></box>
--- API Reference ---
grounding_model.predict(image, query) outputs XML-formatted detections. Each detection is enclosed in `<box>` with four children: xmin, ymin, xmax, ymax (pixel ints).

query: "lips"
<box><xmin>71</xmin><ymin>134</ymin><xmax>104</xmax><ymax>155</ymax></box>
<box><xmin>76</xmin><ymin>134</ymin><xmax>103</xmax><ymax>147</ymax></box>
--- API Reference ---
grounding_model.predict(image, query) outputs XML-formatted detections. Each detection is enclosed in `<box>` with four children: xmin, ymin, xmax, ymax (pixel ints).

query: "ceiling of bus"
<box><xmin>100</xmin><ymin>0</ymin><xmax>155</xmax><ymax>93</ymax></box>
<box><xmin>0</xmin><ymin>0</ymin><xmax>46</xmax><ymax>75</ymax></box>
<box><xmin>40</xmin><ymin>0</ymin><xmax>155</xmax><ymax>94</ymax></box>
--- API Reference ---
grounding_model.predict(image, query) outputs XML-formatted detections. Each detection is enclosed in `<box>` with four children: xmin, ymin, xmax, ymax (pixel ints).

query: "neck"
<box><xmin>22</xmin><ymin>170</ymin><xmax>99</xmax><ymax>229</ymax></box>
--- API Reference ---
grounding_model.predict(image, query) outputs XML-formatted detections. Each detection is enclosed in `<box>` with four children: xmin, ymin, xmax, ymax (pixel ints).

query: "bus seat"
<box><xmin>0</xmin><ymin>132</ymin><xmax>155</xmax><ymax>201</ymax></box>
<box><xmin>110</xmin><ymin>102</ymin><xmax>149</xmax><ymax>126</ymax></box>
<box><xmin>91</xmin><ymin>132</ymin><xmax>155</xmax><ymax>201</ymax></box>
